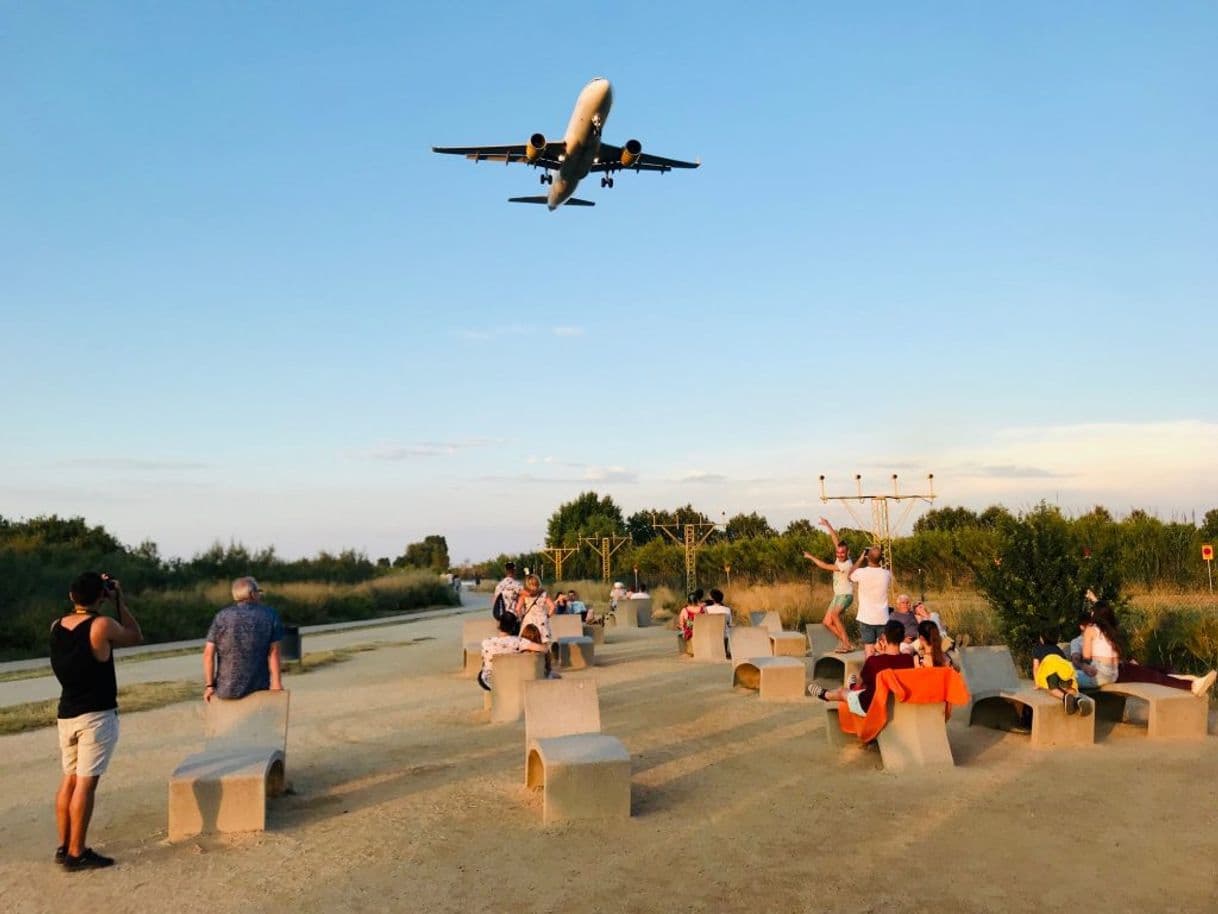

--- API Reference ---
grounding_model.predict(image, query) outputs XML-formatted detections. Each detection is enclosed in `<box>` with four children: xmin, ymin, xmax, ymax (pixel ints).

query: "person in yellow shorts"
<box><xmin>1032</xmin><ymin>633</ymin><xmax>1095</xmax><ymax>716</ymax></box>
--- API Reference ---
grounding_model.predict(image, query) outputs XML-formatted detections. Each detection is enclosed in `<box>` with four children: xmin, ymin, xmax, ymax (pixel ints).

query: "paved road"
<box><xmin>0</xmin><ymin>593</ymin><xmax>490</xmax><ymax>709</ymax></box>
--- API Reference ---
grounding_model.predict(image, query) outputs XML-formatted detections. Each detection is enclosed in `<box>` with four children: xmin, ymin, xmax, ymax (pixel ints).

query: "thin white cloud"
<box><xmin>353</xmin><ymin>439</ymin><xmax>499</xmax><ymax>460</ymax></box>
<box><xmin>955</xmin><ymin>463</ymin><xmax>1066</xmax><ymax>479</ymax></box>
<box><xmin>583</xmin><ymin>465</ymin><xmax>638</xmax><ymax>483</ymax></box>
<box><xmin>57</xmin><ymin>457</ymin><xmax>208</xmax><ymax>471</ymax></box>
<box><xmin>679</xmin><ymin>471</ymin><xmax>729</xmax><ymax>484</ymax></box>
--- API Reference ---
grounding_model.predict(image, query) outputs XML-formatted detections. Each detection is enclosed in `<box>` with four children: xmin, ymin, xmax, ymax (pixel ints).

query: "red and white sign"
<box><xmin>1203</xmin><ymin>544</ymin><xmax>1214</xmax><ymax>562</ymax></box>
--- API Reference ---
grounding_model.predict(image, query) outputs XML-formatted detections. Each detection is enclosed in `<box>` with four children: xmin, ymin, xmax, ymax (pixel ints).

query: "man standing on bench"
<box><xmin>203</xmin><ymin>577</ymin><xmax>284</xmax><ymax>703</ymax></box>
<box><xmin>51</xmin><ymin>572</ymin><xmax>144</xmax><ymax>870</ymax></box>
<box><xmin>801</xmin><ymin>517</ymin><xmax>854</xmax><ymax>653</ymax></box>
<box><xmin>809</xmin><ymin>620</ymin><xmax>914</xmax><ymax>717</ymax></box>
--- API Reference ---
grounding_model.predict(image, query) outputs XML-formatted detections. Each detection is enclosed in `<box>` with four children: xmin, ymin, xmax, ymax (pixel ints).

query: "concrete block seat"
<box><xmin>610</xmin><ymin>598</ymin><xmax>652</xmax><ymax>629</ymax></box>
<box><xmin>523</xmin><ymin>679</ymin><xmax>630</xmax><ymax>824</ymax></box>
<box><xmin>824</xmin><ymin>668</ymin><xmax>970</xmax><ymax>772</ymax></box>
<box><xmin>168</xmin><ymin>690</ymin><xmax>290</xmax><ymax>841</ymax></box>
<box><xmin>582</xmin><ymin>622</ymin><xmax>606</xmax><ymax>645</ymax></box>
<box><xmin>733</xmin><ymin>657</ymin><xmax>806</xmax><ymax>701</ymax></box>
<box><xmin>485</xmin><ymin>651</ymin><xmax>547</xmax><ymax>723</ymax></box>
<box><xmin>461</xmin><ymin>618</ymin><xmax>501</xmax><ymax>677</ymax></box>
<box><xmin>729</xmin><ymin>627</ymin><xmax>774</xmax><ymax>664</ymax></box>
<box><xmin>958</xmin><ymin>646</ymin><xmax>1094</xmax><ymax>748</ymax></box>
<box><xmin>550</xmin><ymin>615</ymin><xmax>595</xmax><ymax>670</ymax></box>
<box><xmin>1093</xmin><ymin>682</ymin><xmax>1208</xmax><ymax>740</ymax></box>
<box><xmin>806</xmin><ymin>622</ymin><xmax>866</xmax><ymax>686</ymax></box>
<box><xmin>691</xmin><ymin>613</ymin><xmax>728</xmax><ymax>662</ymax></box>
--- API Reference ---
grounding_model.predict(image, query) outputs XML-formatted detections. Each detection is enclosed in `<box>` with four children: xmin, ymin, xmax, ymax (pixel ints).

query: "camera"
<box><xmin>101</xmin><ymin>575</ymin><xmax>117</xmax><ymax>593</ymax></box>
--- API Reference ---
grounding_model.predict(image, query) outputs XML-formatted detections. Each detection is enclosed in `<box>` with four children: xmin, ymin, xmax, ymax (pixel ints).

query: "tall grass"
<box><xmin>0</xmin><ymin>570</ymin><xmax>459</xmax><ymax>661</ymax></box>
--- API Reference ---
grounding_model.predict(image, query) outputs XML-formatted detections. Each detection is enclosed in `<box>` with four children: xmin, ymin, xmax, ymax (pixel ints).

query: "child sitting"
<box><xmin>808</xmin><ymin>620</ymin><xmax>915</xmax><ymax>716</ymax></box>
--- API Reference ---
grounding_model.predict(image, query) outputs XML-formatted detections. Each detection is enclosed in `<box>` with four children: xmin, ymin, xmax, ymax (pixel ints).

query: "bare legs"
<box><xmin>822</xmin><ymin>606</ymin><xmax>850</xmax><ymax>651</ymax></box>
<box><xmin>55</xmin><ymin>773</ymin><xmax>100</xmax><ymax>856</ymax></box>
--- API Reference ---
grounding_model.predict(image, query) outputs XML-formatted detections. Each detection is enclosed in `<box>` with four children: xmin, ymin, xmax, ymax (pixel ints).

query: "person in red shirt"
<box><xmin>809</xmin><ymin>619</ymin><xmax>913</xmax><ymax>716</ymax></box>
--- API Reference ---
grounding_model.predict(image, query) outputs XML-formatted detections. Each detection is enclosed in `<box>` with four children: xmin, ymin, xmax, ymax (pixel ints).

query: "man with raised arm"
<box><xmin>50</xmin><ymin>571</ymin><xmax>144</xmax><ymax>870</ymax></box>
<box><xmin>802</xmin><ymin>517</ymin><xmax>854</xmax><ymax>653</ymax></box>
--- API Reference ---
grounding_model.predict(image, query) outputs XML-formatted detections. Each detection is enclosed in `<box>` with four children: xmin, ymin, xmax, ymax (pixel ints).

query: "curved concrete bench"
<box><xmin>732</xmin><ymin>657</ymin><xmax>806</xmax><ymax>701</ymax></box>
<box><xmin>806</xmin><ymin>622</ymin><xmax>864</xmax><ymax>685</ymax></box>
<box><xmin>1094</xmin><ymin>682</ymin><xmax>1208</xmax><ymax>740</ymax></box>
<box><xmin>461</xmin><ymin>618</ymin><xmax>501</xmax><ymax>677</ymax></box>
<box><xmin>582</xmin><ymin>622</ymin><xmax>606</xmax><ymax>645</ymax></box>
<box><xmin>524</xmin><ymin>679</ymin><xmax>630</xmax><ymax>824</ymax></box>
<box><xmin>824</xmin><ymin>695</ymin><xmax>955</xmax><ymax>772</ymax></box>
<box><xmin>692</xmin><ymin>613</ymin><xmax>728</xmax><ymax>662</ymax></box>
<box><xmin>168</xmin><ymin>690</ymin><xmax>290</xmax><ymax>841</ymax></box>
<box><xmin>729</xmin><ymin>627</ymin><xmax>773</xmax><ymax>664</ymax></box>
<box><xmin>959</xmin><ymin>646</ymin><xmax>1094</xmax><ymax>748</ymax></box>
<box><xmin>611</xmin><ymin>598</ymin><xmax>652</xmax><ymax>628</ymax></box>
<box><xmin>487</xmin><ymin>651</ymin><xmax>546</xmax><ymax>723</ymax></box>
<box><xmin>770</xmin><ymin>632</ymin><xmax>809</xmax><ymax>657</ymax></box>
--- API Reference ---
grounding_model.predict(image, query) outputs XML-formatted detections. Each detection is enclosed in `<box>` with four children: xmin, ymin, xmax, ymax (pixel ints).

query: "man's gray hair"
<box><xmin>232</xmin><ymin>576</ymin><xmax>261</xmax><ymax>603</ymax></box>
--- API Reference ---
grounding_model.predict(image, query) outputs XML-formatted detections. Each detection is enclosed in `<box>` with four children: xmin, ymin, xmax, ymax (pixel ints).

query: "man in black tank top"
<box><xmin>50</xmin><ymin>572</ymin><xmax>143</xmax><ymax>870</ymax></box>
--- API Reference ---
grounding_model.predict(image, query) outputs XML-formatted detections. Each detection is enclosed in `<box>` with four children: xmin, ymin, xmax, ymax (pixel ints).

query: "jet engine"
<box><xmin>619</xmin><ymin>139</ymin><xmax>643</xmax><ymax>167</ymax></box>
<box><xmin>526</xmin><ymin>133</ymin><xmax>547</xmax><ymax>163</ymax></box>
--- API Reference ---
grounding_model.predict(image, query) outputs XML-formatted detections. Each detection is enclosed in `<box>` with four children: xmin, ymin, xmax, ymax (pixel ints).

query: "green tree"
<box><xmin>725</xmin><ymin>512</ymin><xmax>776</xmax><ymax>540</ymax></box>
<box><xmin>546</xmin><ymin>492</ymin><xmax>625</xmax><ymax>546</ymax></box>
<box><xmin>913</xmin><ymin>506</ymin><xmax>980</xmax><ymax>533</ymax></box>
<box><xmin>397</xmin><ymin>535</ymin><xmax>450</xmax><ymax>572</ymax></box>
<box><xmin>973</xmin><ymin>503</ymin><xmax>1122</xmax><ymax>663</ymax></box>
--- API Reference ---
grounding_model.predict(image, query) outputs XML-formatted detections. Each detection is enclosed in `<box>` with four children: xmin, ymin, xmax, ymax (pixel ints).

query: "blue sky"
<box><xmin>2</xmin><ymin>2</ymin><xmax>1216</xmax><ymax>563</ymax></box>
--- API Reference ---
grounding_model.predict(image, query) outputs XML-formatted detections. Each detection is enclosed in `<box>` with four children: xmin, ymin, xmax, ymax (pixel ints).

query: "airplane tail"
<box><xmin>507</xmin><ymin>196</ymin><xmax>595</xmax><ymax>207</ymax></box>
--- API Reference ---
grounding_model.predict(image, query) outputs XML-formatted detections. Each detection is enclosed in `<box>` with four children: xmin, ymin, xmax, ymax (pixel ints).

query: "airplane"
<box><xmin>432</xmin><ymin>77</ymin><xmax>699</xmax><ymax>210</ymax></box>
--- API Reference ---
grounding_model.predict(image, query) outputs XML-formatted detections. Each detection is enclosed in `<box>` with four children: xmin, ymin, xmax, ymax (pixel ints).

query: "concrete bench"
<box><xmin>1094</xmin><ymin>682</ymin><xmax>1208</xmax><ymax>740</ymax></box>
<box><xmin>691</xmin><ymin>613</ymin><xmax>728</xmax><ymax>662</ymax></box>
<box><xmin>524</xmin><ymin>679</ymin><xmax>630</xmax><ymax>824</ymax></box>
<box><xmin>824</xmin><ymin>695</ymin><xmax>956</xmax><ymax>772</ymax></box>
<box><xmin>461</xmin><ymin>618</ymin><xmax>500</xmax><ymax>677</ymax></box>
<box><xmin>958</xmin><ymin>646</ymin><xmax>1094</xmax><ymax>748</ymax></box>
<box><xmin>733</xmin><ymin>657</ymin><xmax>806</xmax><ymax>701</ymax></box>
<box><xmin>806</xmin><ymin>622</ymin><xmax>865</xmax><ymax>685</ymax></box>
<box><xmin>549</xmin><ymin>615</ymin><xmax>595</xmax><ymax>669</ymax></box>
<box><xmin>485</xmin><ymin>651</ymin><xmax>547</xmax><ymax>723</ymax></box>
<box><xmin>729</xmin><ymin>626</ymin><xmax>774</xmax><ymax>664</ymax></box>
<box><xmin>168</xmin><ymin>690</ymin><xmax>290</xmax><ymax>841</ymax></box>
<box><xmin>582</xmin><ymin>622</ymin><xmax>606</xmax><ymax>645</ymax></box>
<box><xmin>611</xmin><ymin>597</ymin><xmax>652</xmax><ymax>628</ymax></box>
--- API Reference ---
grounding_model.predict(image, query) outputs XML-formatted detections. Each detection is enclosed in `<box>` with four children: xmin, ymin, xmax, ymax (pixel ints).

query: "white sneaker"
<box><xmin>1191</xmin><ymin>670</ymin><xmax>1217</xmax><ymax>697</ymax></box>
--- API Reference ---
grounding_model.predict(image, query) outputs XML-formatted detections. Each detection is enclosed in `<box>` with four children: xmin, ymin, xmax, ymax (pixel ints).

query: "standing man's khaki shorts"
<box><xmin>58</xmin><ymin>710</ymin><xmax>119</xmax><ymax>777</ymax></box>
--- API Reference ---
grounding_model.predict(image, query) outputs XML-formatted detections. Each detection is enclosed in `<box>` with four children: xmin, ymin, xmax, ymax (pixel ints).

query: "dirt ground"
<box><xmin>2</xmin><ymin>615</ymin><xmax>1216</xmax><ymax>914</ymax></box>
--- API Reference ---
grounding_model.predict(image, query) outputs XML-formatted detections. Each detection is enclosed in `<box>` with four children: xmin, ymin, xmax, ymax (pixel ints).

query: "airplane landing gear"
<box><xmin>600</xmin><ymin>176</ymin><xmax>614</xmax><ymax>188</ymax></box>
<box><xmin>540</xmin><ymin>173</ymin><xmax>553</xmax><ymax>185</ymax></box>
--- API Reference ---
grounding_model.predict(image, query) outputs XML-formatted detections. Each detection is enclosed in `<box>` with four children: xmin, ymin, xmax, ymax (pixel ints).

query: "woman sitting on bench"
<box><xmin>1086</xmin><ymin>604</ymin><xmax>1216</xmax><ymax>697</ymax></box>
<box><xmin>477</xmin><ymin>622</ymin><xmax>549</xmax><ymax>691</ymax></box>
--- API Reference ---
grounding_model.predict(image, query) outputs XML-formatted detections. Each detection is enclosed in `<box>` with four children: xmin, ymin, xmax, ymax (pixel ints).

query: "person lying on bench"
<box><xmin>1032</xmin><ymin>632</ymin><xmax>1095</xmax><ymax>716</ymax></box>
<box><xmin>477</xmin><ymin>621</ymin><xmax>549</xmax><ymax>691</ymax></box>
<box><xmin>809</xmin><ymin>620</ymin><xmax>914</xmax><ymax>715</ymax></box>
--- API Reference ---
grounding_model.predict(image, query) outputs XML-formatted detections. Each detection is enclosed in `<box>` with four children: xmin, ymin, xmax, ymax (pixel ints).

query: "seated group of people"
<box><xmin>1029</xmin><ymin>601</ymin><xmax>1218</xmax><ymax>717</ymax></box>
<box><xmin>675</xmin><ymin>588</ymin><xmax>734</xmax><ymax>642</ymax></box>
<box><xmin>809</xmin><ymin>616</ymin><xmax>954</xmax><ymax>716</ymax></box>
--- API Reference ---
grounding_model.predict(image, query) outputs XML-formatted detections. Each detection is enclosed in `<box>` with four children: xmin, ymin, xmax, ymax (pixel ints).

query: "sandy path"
<box><xmin>1</xmin><ymin>614</ymin><xmax>1215</xmax><ymax>914</ymax></box>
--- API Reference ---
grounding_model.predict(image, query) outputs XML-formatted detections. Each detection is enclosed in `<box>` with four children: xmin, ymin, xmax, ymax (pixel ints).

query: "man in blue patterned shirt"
<box><xmin>203</xmin><ymin>577</ymin><xmax>284</xmax><ymax>702</ymax></box>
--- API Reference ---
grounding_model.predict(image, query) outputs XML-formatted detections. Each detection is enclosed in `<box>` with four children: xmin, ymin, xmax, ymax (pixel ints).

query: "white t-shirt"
<box><xmin>704</xmin><ymin>602</ymin><xmax>733</xmax><ymax>629</ymax></box>
<box><xmin>848</xmin><ymin>566</ymin><xmax>892</xmax><ymax>626</ymax></box>
<box><xmin>832</xmin><ymin>559</ymin><xmax>854</xmax><ymax>595</ymax></box>
<box><xmin>629</xmin><ymin>592</ymin><xmax>649</xmax><ymax>600</ymax></box>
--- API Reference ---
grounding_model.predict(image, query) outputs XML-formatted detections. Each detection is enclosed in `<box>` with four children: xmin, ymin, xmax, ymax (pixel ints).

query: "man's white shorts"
<box><xmin>58</xmin><ymin>709</ymin><xmax>119</xmax><ymax>777</ymax></box>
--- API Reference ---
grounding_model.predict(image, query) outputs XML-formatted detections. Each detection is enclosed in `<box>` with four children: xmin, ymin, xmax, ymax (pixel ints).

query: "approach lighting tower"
<box><xmin>539</xmin><ymin>545</ymin><xmax>578</xmax><ymax>582</ymax></box>
<box><xmin>652</xmin><ymin>513</ymin><xmax>722</xmax><ymax>592</ymax></box>
<box><xmin>580</xmin><ymin>535</ymin><xmax>631</xmax><ymax>583</ymax></box>
<box><xmin>818</xmin><ymin>474</ymin><xmax>936</xmax><ymax>584</ymax></box>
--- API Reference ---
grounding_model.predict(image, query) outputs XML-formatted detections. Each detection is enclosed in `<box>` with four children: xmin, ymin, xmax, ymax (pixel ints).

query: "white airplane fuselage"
<box><xmin>547</xmin><ymin>77</ymin><xmax>613</xmax><ymax>210</ymax></box>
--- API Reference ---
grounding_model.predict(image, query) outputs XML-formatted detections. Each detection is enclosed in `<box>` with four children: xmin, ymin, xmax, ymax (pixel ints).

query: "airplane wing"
<box><xmin>432</xmin><ymin>141</ymin><xmax>567</xmax><ymax>170</ymax></box>
<box><xmin>593</xmin><ymin>142</ymin><xmax>700</xmax><ymax>173</ymax></box>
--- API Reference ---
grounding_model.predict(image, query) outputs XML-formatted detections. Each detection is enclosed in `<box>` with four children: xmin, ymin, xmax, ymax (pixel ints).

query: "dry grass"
<box><xmin>0</xmin><ymin>641</ymin><xmax>407</xmax><ymax>736</ymax></box>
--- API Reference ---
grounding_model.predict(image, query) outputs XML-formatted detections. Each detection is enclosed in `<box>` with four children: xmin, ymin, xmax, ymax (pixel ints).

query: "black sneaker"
<box><xmin>63</xmin><ymin>848</ymin><xmax>114</xmax><ymax>871</ymax></box>
<box><xmin>1064</xmin><ymin>693</ymin><xmax>1080</xmax><ymax>716</ymax></box>
<box><xmin>54</xmin><ymin>845</ymin><xmax>67</xmax><ymax>865</ymax></box>
<box><xmin>1077</xmin><ymin>695</ymin><xmax>1095</xmax><ymax>718</ymax></box>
